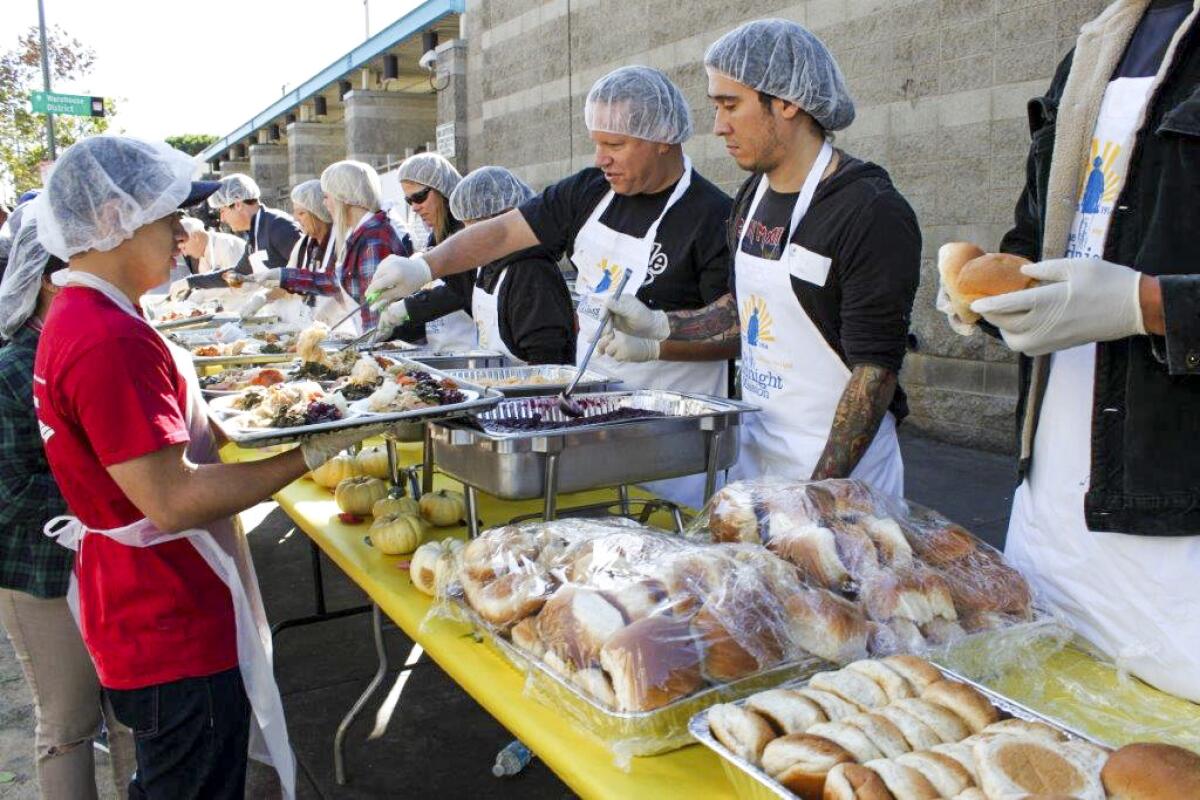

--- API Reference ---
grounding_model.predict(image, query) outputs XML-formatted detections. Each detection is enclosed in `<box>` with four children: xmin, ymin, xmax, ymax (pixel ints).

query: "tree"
<box><xmin>166</xmin><ymin>134</ymin><xmax>218</xmax><ymax>156</ymax></box>
<box><xmin>0</xmin><ymin>26</ymin><xmax>114</xmax><ymax>197</ymax></box>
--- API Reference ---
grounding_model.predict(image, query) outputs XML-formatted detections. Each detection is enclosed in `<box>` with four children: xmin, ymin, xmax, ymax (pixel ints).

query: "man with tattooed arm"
<box><xmin>604</xmin><ymin>20</ymin><xmax>920</xmax><ymax>495</ymax></box>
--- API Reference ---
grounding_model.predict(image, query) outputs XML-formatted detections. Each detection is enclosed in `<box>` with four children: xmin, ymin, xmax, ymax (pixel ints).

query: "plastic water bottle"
<box><xmin>492</xmin><ymin>740</ymin><xmax>533</xmax><ymax>777</ymax></box>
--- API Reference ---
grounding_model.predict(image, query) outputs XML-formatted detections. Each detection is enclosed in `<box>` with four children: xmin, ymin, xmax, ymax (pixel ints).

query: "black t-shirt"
<box><xmin>729</xmin><ymin>153</ymin><xmax>921</xmax><ymax>419</ymax></box>
<box><xmin>1117</xmin><ymin>0</ymin><xmax>1191</xmax><ymax>78</ymax></box>
<box><xmin>518</xmin><ymin>167</ymin><xmax>732</xmax><ymax>312</ymax></box>
<box><xmin>476</xmin><ymin>246</ymin><xmax>576</xmax><ymax>365</ymax></box>
<box><xmin>396</xmin><ymin>222</ymin><xmax>476</xmax><ymax>343</ymax></box>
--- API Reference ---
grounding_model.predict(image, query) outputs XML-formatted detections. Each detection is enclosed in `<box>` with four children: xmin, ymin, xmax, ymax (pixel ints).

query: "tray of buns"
<box><xmin>690</xmin><ymin>656</ymin><xmax>1111</xmax><ymax>800</ymax></box>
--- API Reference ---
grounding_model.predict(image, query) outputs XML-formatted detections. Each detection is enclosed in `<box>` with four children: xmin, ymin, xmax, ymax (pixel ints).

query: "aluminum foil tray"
<box><xmin>471</xmin><ymin>390</ymin><xmax>752</xmax><ymax>436</ymax></box>
<box><xmin>688</xmin><ymin>666</ymin><xmax>1112</xmax><ymax>800</ymax></box>
<box><xmin>371</xmin><ymin>347</ymin><xmax>508</xmax><ymax>370</ymax></box>
<box><xmin>443</xmin><ymin>365</ymin><xmax>621</xmax><ymax>397</ymax></box>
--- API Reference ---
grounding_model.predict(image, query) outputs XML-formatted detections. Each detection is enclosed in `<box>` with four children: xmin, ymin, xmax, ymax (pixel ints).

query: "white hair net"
<box><xmin>37</xmin><ymin>135</ymin><xmax>195</xmax><ymax>260</ymax></box>
<box><xmin>290</xmin><ymin>179</ymin><xmax>331</xmax><ymax>222</ymax></box>
<box><xmin>448</xmin><ymin>166</ymin><xmax>535</xmax><ymax>222</ymax></box>
<box><xmin>208</xmin><ymin>173</ymin><xmax>260</xmax><ymax>209</ymax></box>
<box><xmin>321</xmin><ymin>160</ymin><xmax>382</xmax><ymax>212</ymax></box>
<box><xmin>704</xmin><ymin>19</ymin><xmax>855</xmax><ymax>132</ymax></box>
<box><xmin>397</xmin><ymin>153</ymin><xmax>461</xmax><ymax>199</ymax></box>
<box><xmin>0</xmin><ymin>215</ymin><xmax>53</xmax><ymax>337</ymax></box>
<box><xmin>584</xmin><ymin>66</ymin><xmax>693</xmax><ymax>145</ymax></box>
<box><xmin>180</xmin><ymin>216</ymin><xmax>204</xmax><ymax>235</ymax></box>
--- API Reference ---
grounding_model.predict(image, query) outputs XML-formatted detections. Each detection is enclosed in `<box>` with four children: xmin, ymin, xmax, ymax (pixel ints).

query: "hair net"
<box><xmin>704</xmin><ymin>19</ymin><xmax>855</xmax><ymax>132</ymax></box>
<box><xmin>397</xmin><ymin>153</ymin><xmax>461</xmax><ymax>199</ymax></box>
<box><xmin>0</xmin><ymin>215</ymin><xmax>53</xmax><ymax>337</ymax></box>
<box><xmin>290</xmin><ymin>179</ymin><xmax>332</xmax><ymax>222</ymax></box>
<box><xmin>584</xmin><ymin>66</ymin><xmax>693</xmax><ymax>144</ymax></box>
<box><xmin>180</xmin><ymin>216</ymin><xmax>204</xmax><ymax>235</ymax></box>
<box><xmin>208</xmin><ymin>173</ymin><xmax>260</xmax><ymax>209</ymax></box>
<box><xmin>448</xmin><ymin>166</ymin><xmax>535</xmax><ymax>222</ymax></box>
<box><xmin>320</xmin><ymin>160</ymin><xmax>382</xmax><ymax>212</ymax></box>
<box><xmin>36</xmin><ymin>135</ymin><xmax>195</xmax><ymax>260</ymax></box>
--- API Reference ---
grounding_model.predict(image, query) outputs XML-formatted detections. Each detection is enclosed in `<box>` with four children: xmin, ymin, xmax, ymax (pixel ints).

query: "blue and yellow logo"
<box><xmin>741</xmin><ymin>296</ymin><xmax>775</xmax><ymax>348</ymax></box>
<box><xmin>1079</xmin><ymin>138</ymin><xmax>1122</xmax><ymax>214</ymax></box>
<box><xmin>591</xmin><ymin>258</ymin><xmax>622</xmax><ymax>294</ymax></box>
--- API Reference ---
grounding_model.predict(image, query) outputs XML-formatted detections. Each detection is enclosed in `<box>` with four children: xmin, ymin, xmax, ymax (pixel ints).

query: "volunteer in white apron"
<box><xmin>604</xmin><ymin>22</ymin><xmax>920</xmax><ymax>496</ymax></box>
<box><xmin>374</xmin><ymin>153</ymin><xmax>477</xmax><ymax>350</ymax></box>
<box><xmin>31</xmin><ymin>136</ymin><xmax>380</xmax><ymax>798</ymax></box>
<box><xmin>961</xmin><ymin>0</ymin><xmax>1200</xmax><ymax>702</ymax></box>
<box><xmin>366</xmin><ymin>68</ymin><xmax>735</xmax><ymax>506</ymax></box>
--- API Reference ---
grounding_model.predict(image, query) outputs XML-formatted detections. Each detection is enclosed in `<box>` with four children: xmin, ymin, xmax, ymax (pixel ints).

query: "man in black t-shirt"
<box><xmin>602</xmin><ymin>20</ymin><xmax>921</xmax><ymax>494</ymax></box>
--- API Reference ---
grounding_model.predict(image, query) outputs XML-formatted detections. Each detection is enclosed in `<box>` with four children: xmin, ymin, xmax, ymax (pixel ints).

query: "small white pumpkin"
<box><xmin>334</xmin><ymin>476</ymin><xmax>389</xmax><ymax>516</ymax></box>
<box><xmin>357</xmin><ymin>445</ymin><xmax>392</xmax><ymax>481</ymax></box>
<box><xmin>311</xmin><ymin>452</ymin><xmax>361</xmax><ymax>490</ymax></box>
<box><xmin>419</xmin><ymin>489</ymin><xmax>467</xmax><ymax>527</ymax></box>
<box><xmin>372</xmin><ymin>495</ymin><xmax>419</xmax><ymax>519</ymax></box>
<box><xmin>369</xmin><ymin>512</ymin><xmax>426</xmax><ymax>555</ymax></box>
<box><xmin>410</xmin><ymin>538</ymin><xmax>464</xmax><ymax>595</ymax></box>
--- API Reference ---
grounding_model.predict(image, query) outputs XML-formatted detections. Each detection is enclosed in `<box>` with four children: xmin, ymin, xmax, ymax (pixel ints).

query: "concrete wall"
<box><xmin>217</xmin><ymin>159</ymin><xmax>251</xmax><ymax>180</ymax></box>
<box><xmin>345</xmin><ymin>90</ymin><xmax>437</xmax><ymax>169</ymax></box>
<box><xmin>287</xmin><ymin>121</ymin><xmax>346</xmax><ymax>187</ymax></box>
<box><xmin>461</xmin><ymin>0</ymin><xmax>1112</xmax><ymax>452</ymax></box>
<box><xmin>249</xmin><ymin>144</ymin><xmax>289</xmax><ymax>207</ymax></box>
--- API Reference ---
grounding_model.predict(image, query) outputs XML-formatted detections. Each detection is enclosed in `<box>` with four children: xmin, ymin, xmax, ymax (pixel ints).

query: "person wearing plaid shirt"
<box><xmin>0</xmin><ymin>218</ymin><xmax>134</xmax><ymax>799</ymax></box>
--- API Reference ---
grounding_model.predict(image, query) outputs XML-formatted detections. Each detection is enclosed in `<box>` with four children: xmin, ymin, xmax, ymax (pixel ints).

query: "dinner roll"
<box><xmin>1101</xmin><ymin>742</ymin><xmax>1200</xmax><ymax>800</ymax></box>
<box><xmin>692</xmin><ymin>597</ymin><xmax>786</xmax><ymax>682</ymax></box>
<box><xmin>807</xmin><ymin>721</ymin><xmax>885</xmax><ymax>763</ymax></box>
<box><xmin>955</xmin><ymin>252</ymin><xmax>1035</xmax><ymax>310</ymax></box>
<box><xmin>797</xmin><ymin>688</ymin><xmax>862</xmax><ymax>722</ymax></box>
<box><xmin>761</xmin><ymin>733</ymin><xmax>854</xmax><ymax>799</ymax></box>
<box><xmin>571</xmin><ymin>667</ymin><xmax>617</xmax><ymax>709</ymax></box>
<box><xmin>874</xmin><ymin>705</ymin><xmax>943</xmax><ymax>752</ymax></box>
<box><xmin>894</xmin><ymin>751</ymin><xmax>974</xmax><ymax>797</ymax></box>
<box><xmin>810</xmin><ymin>670</ymin><xmax>889</xmax><ymax>710</ymax></box>
<box><xmin>974</xmin><ymin>736</ymin><xmax>1104</xmax><ymax>800</ymax></box>
<box><xmin>509</xmin><ymin>616</ymin><xmax>545</xmax><ymax>657</ymax></box>
<box><xmin>937</xmin><ymin>242</ymin><xmax>987</xmax><ymax>323</ymax></box>
<box><xmin>823</xmin><ymin>762</ymin><xmax>896</xmax><ymax>800</ymax></box>
<box><xmin>707</xmin><ymin>484</ymin><xmax>762</xmax><ymax>543</ymax></box>
<box><xmin>598</xmin><ymin>614</ymin><xmax>703</xmax><ymax>712</ymax></box>
<box><xmin>604</xmin><ymin>579</ymin><xmax>669</xmax><ymax>622</ymax></box>
<box><xmin>462</xmin><ymin>570</ymin><xmax>554</xmax><ymax>629</ymax></box>
<box><xmin>981</xmin><ymin>718</ymin><xmax>1066</xmax><ymax>743</ymax></box>
<box><xmin>786</xmin><ymin>588</ymin><xmax>870</xmax><ymax>664</ymax></box>
<box><xmin>843</xmin><ymin>713</ymin><xmax>912</xmax><ymax>758</ymax></box>
<box><xmin>863</xmin><ymin>759</ymin><xmax>940</xmax><ymax>800</ymax></box>
<box><xmin>746</xmin><ymin>689</ymin><xmax>827</xmax><ymax>735</ymax></box>
<box><xmin>881</xmin><ymin>656</ymin><xmax>942</xmax><ymax>692</ymax></box>
<box><xmin>859</xmin><ymin>516</ymin><xmax>913</xmax><ymax>567</ymax></box>
<box><xmin>708</xmin><ymin>702</ymin><xmax>776</xmax><ymax>765</ymax></box>
<box><xmin>845</xmin><ymin>660</ymin><xmax>916</xmax><ymax>703</ymax></box>
<box><xmin>921</xmin><ymin>680</ymin><xmax>999</xmax><ymax>734</ymax></box>
<box><xmin>930</xmin><ymin>741</ymin><xmax>980</xmax><ymax>784</ymax></box>
<box><xmin>536</xmin><ymin>585</ymin><xmax>626</xmax><ymax>668</ymax></box>
<box><xmin>767</xmin><ymin>522</ymin><xmax>851</xmax><ymax>591</ymax></box>
<box><xmin>890</xmin><ymin>698</ymin><xmax>970</xmax><ymax>743</ymax></box>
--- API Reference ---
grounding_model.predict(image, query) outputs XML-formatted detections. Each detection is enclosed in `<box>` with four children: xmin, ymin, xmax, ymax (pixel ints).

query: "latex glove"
<box><xmin>299</xmin><ymin>425</ymin><xmax>388</xmax><ymax>470</ymax></box>
<box><xmin>239</xmin><ymin>290</ymin><xmax>270</xmax><ymax>320</ymax></box>
<box><xmin>597</xmin><ymin>329</ymin><xmax>660</xmax><ymax>362</ymax></box>
<box><xmin>935</xmin><ymin>279</ymin><xmax>976</xmax><ymax>337</ymax></box>
<box><xmin>603</xmin><ymin>295</ymin><xmax>670</xmax><ymax>341</ymax></box>
<box><xmin>971</xmin><ymin>257</ymin><xmax>1145</xmax><ymax>356</ymax></box>
<box><xmin>366</xmin><ymin>255</ymin><xmax>431</xmax><ymax>308</ymax></box>
<box><xmin>242</xmin><ymin>267</ymin><xmax>282</xmax><ymax>288</ymax></box>
<box><xmin>370</xmin><ymin>300</ymin><xmax>409</xmax><ymax>346</ymax></box>
<box><xmin>168</xmin><ymin>278</ymin><xmax>191</xmax><ymax>301</ymax></box>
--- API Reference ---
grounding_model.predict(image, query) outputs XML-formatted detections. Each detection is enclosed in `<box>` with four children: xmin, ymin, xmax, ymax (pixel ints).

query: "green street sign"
<box><xmin>30</xmin><ymin>91</ymin><xmax>105</xmax><ymax>118</ymax></box>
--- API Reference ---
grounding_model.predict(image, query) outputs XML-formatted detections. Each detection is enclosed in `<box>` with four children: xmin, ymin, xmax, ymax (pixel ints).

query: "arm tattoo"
<box><xmin>667</xmin><ymin>292</ymin><xmax>740</xmax><ymax>342</ymax></box>
<box><xmin>811</xmin><ymin>363</ymin><xmax>897</xmax><ymax>481</ymax></box>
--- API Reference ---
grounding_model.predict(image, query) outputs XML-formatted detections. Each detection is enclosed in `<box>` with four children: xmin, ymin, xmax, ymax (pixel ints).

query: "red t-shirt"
<box><xmin>34</xmin><ymin>286</ymin><xmax>237</xmax><ymax>689</ymax></box>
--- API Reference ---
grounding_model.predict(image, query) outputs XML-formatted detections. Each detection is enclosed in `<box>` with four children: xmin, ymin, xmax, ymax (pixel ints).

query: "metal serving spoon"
<box><xmin>558</xmin><ymin>268</ymin><xmax>633</xmax><ymax>418</ymax></box>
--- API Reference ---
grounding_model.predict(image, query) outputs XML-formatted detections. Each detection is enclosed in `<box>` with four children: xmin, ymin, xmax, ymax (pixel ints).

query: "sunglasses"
<box><xmin>405</xmin><ymin>187</ymin><xmax>432</xmax><ymax>205</ymax></box>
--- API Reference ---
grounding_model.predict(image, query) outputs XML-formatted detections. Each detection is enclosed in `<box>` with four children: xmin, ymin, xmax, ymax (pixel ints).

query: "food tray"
<box><xmin>688</xmin><ymin>666</ymin><xmax>1112</xmax><ymax>800</ymax></box>
<box><xmin>192</xmin><ymin>352</ymin><xmax>297</xmax><ymax>367</ymax></box>
<box><xmin>206</xmin><ymin>357</ymin><xmax>503</xmax><ymax>448</ymax></box>
<box><xmin>443</xmin><ymin>365</ymin><xmax>621</xmax><ymax>397</ymax></box>
<box><xmin>170</xmin><ymin>322</ymin><xmax>300</xmax><ymax>348</ymax></box>
<box><xmin>153</xmin><ymin>313</ymin><xmax>218</xmax><ymax>330</ymax></box>
<box><xmin>455</xmin><ymin>600</ymin><xmax>826</xmax><ymax>761</ymax></box>
<box><xmin>371</xmin><ymin>346</ymin><xmax>508</xmax><ymax>370</ymax></box>
<box><xmin>154</xmin><ymin>312</ymin><xmax>277</xmax><ymax>331</ymax></box>
<box><xmin>430</xmin><ymin>390</ymin><xmax>757</xmax><ymax>499</ymax></box>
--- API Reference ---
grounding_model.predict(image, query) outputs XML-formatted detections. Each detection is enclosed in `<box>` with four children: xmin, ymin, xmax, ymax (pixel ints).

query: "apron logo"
<box><xmin>741</xmin><ymin>296</ymin><xmax>775</xmax><ymax>349</ymax></box>
<box><xmin>643</xmin><ymin>242</ymin><xmax>669</xmax><ymax>286</ymax></box>
<box><xmin>589</xmin><ymin>259</ymin><xmax>622</xmax><ymax>294</ymax></box>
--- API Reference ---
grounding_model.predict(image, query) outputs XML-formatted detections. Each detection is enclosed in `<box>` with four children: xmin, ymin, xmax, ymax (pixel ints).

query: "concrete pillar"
<box><xmin>249</xmin><ymin>143</ymin><xmax>289</xmax><ymax>206</ymax></box>
<box><xmin>345</xmin><ymin>90</ymin><xmax>437</xmax><ymax>170</ymax></box>
<box><xmin>218</xmin><ymin>159</ymin><xmax>251</xmax><ymax>180</ymax></box>
<box><xmin>287</xmin><ymin>121</ymin><xmax>345</xmax><ymax>186</ymax></box>
<box><xmin>435</xmin><ymin>39</ymin><xmax>469</xmax><ymax>173</ymax></box>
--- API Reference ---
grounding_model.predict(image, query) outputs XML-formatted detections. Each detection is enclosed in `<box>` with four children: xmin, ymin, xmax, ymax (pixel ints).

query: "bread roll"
<box><xmin>845</xmin><ymin>660</ymin><xmax>915</xmax><ymax>702</ymax></box>
<box><xmin>974</xmin><ymin>736</ymin><xmax>1104</xmax><ymax>800</ymax></box>
<box><xmin>937</xmin><ymin>242</ymin><xmax>987</xmax><ymax>323</ymax></box>
<box><xmin>598</xmin><ymin>614</ymin><xmax>703</xmax><ymax>712</ymax></box>
<box><xmin>955</xmin><ymin>252</ymin><xmax>1035</xmax><ymax>309</ymax></box>
<box><xmin>692</xmin><ymin>595</ymin><xmax>786</xmax><ymax>682</ymax></box>
<box><xmin>786</xmin><ymin>588</ymin><xmax>870</xmax><ymax>664</ymax></box>
<box><xmin>874</xmin><ymin>705</ymin><xmax>943</xmax><ymax>752</ymax></box>
<box><xmin>708</xmin><ymin>702</ymin><xmax>776</xmax><ymax>765</ymax></box>
<box><xmin>858</xmin><ymin>516</ymin><xmax>913</xmax><ymax>568</ymax></box>
<box><xmin>863</xmin><ymin>759</ymin><xmax>940</xmax><ymax>800</ymax></box>
<box><xmin>894</xmin><ymin>751</ymin><xmax>974</xmax><ymax>797</ymax></box>
<box><xmin>844</xmin><ymin>713</ymin><xmax>912</xmax><ymax>758</ymax></box>
<box><xmin>535</xmin><ymin>585</ymin><xmax>627</xmax><ymax>669</ymax></box>
<box><xmin>707</xmin><ymin>484</ymin><xmax>762</xmax><ymax>543</ymax></box>
<box><xmin>931</xmin><ymin>742</ymin><xmax>980</xmax><ymax>784</ymax></box>
<box><xmin>810</xmin><ymin>669</ymin><xmax>889</xmax><ymax>710</ymax></box>
<box><xmin>761</xmin><ymin>733</ymin><xmax>854</xmax><ymax>799</ymax></box>
<box><xmin>768</xmin><ymin>522</ymin><xmax>851</xmax><ymax>591</ymax></box>
<box><xmin>746</xmin><ymin>689</ymin><xmax>827</xmax><ymax>735</ymax></box>
<box><xmin>921</xmin><ymin>618</ymin><xmax>966</xmax><ymax>647</ymax></box>
<box><xmin>462</xmin><ymin>570</ymin><xmax>554</xmax><ymax>629</ymax></box>
<box><xmin>949</xmin><ymin>790</ymin><xmax>986</xmax><ymax>800</ymax></box>
<box><xmin>460</xmin><ymin>528</ymin><xmax>540</xmax><ymax>581</ymax></box>
<box><xmin>604</xmin><ymin>579</ymin><xmax>669</xmax><ymax>622</ymax></box>
<box><xmin>662</xmin><ymin>551</ymin><xmax>727</xmax><ymax>613</ymax></box>
<box><xmin>1101</xmin><ymin>742</ymin><xmax>1200</xmax><ymax>800</ymax></box>
<box><xmin>807</xmin><ymin>721</ymin><xmax>885</xmax><ymax>763</ymax></box>
<box><xmin>571</xmin><ymin>667</ymin><xmax>617</xmax><ymax>708</ymax></box>
<box><xmin>981</xmin><ymin>718</ymin><xmax>1066</xmax><ymax>743</ymax></box>
<box><xmin>881</xmin><ymin>656</ymin><xmax>942</xmax><ymax>692</ymax></box>
<box><xmin>921</xmin><ymin>680</ymin><xmax>999</xmax><ymax>734</ymax></box>
<box><xmin>909</xmin><ymin>522</ymin><xmax>977</xmax><ymax>567</ymax></box>
<box><xmin>823</xmin><ymin>762</ymin><xmax>896</xmax><ymax>800</ymax></box>
<box><xmin>509</xmin><ymin>616</ymin><xmax>545</xmax><ymax>657</ymax></box>
<box><xmin>797</xmin><ymin>688</ymin><xmax>862</xmax><ymax>722</ymax></box>
<box><xmin>879</xmin><ymin>618</ymin><xmax>928</xmax><ymax>655</ymax></box>
<box><xmin>890</xmin><ymin>698</ymin><xmax>970</xmax><ymax>743</ymax></box>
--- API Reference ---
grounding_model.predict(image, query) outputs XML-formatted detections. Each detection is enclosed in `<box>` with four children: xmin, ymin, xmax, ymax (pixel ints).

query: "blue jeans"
<box><xmin>105</xmin><ymin>667</ymin><xmax>250</xmax><ymax>800</ymax></box>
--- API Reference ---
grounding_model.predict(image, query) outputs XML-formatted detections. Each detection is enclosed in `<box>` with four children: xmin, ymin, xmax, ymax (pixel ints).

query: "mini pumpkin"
<box><xmin>419</xmin><ymin>489</ymin><xmax>467</xmax><ymax>527</ymax></box>
<box><xmin>357</xmin><ymin>445</ymin><xmax>391</xmax><ymax>481</ymax></box>
<box><xmin>372</xmin><ymin>495</ymin><xmax>419</xmax><ymax>519</ymax></box>
<box><xmin>334</xmin><ymin>476</ymin><xmax>389</xmax><ymax>516</ymax></box>
<box><xmin>410</xmin><ymin>538</ymin><xmax>464</xmax><ymax>595</ymax></box>
<box><xmin>369</xmin><ymin>512</ymin><xmax>426</xmax><ymax>555</ymax></box>
<box><xmin>311</xmin><ymin>452</ymin><xmax>361</xmax><ymax>490</ymax></box>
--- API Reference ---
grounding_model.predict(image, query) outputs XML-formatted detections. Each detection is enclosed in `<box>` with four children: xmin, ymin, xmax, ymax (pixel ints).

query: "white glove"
<box><xmin>971</xmin><ymin>258</ymin><xmax>1145</xmax><ymax>356</ymax></box>
<box><xmin>299</xmin><ymin>425</ymin><xmax>388</xmax><ymax>470</ymax></box>
<box><xmin>597</xmin><ymin>329</ymin><xmax>660</xmax><ymax>362</ymax></box>
<box><xmin>241</xmin><ymin>267</ymin><xmax>282</xmax><ymax>288</ymax></box>
<box><xmin>239</xmin><ymin>290</ymin><xmax>270</xmax><ymax>319</ymax></box>
<box><xmin>936</xmin><ymin>279</ymin><xmax>976</xmax><ymax>337</ymax></box>
<box><xmin>366</xmin><ymin>255</ymin><xmax>431</xmax><ymax>308</ymax></box>
<box><xmin>168</xmin><ymin>278</ymin><xmax>191</xmax><ymax>301</ymax></box>
<box><xmin>370</xmin><ymin>300</ymin><xmax>409</xmax><ymax>346</ymax></box>
<box><xmin>603</xmin><ymin>295</ymin><xmax>671</xmax><ymax>341</ymax></box>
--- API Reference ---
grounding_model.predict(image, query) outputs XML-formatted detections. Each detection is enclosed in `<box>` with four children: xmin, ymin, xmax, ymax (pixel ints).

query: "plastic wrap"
<box><xmin>426</xmin><ymin>518</ymin><xmax>846</xmax><ymax>764</ymax></box>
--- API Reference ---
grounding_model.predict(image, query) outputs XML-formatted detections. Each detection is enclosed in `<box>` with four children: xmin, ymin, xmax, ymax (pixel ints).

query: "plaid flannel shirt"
<box><xmin>280</xmin><ymin>211</ymin><xmax>412</xmax><ymax>329</ymax></box>
<box><xmin>0</xmin><ymin>324</ymin><xmax>71</xmax><ymax>598</ymax></box>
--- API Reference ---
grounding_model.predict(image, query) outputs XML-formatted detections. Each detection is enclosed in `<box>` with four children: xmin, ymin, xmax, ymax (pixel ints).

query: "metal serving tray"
<box><xmin>372</xmin><ymin>346</ymin><xmax>508</xmax><ymax>370</ymax></box>
<box><xmin>688</xmin><ymin>666</ymin><xmax>1112</xmax><ymax>800</ymax></box>
<box><xmin>206</xmin><ymin>357</ymin><xmax>503</xmax><ymax>448</ymax></box>
<box><xmin>430</xmin><ymin>390</ymin><xmax>757</xmax><ymax>500</ymax></box>
<box><xmin>192</xmin><ymin>352</ymin><xmax>297</xmax><ymax>368</ymax></box>
<box><xmin>443</xmin><ymin>365</ymin><xmax>621</xmax><ymax>397</ymax></box>
<box><xmin>153</xmin><ymin>312</ymin><xmax>277</xmax><ymax>331</ymax></box>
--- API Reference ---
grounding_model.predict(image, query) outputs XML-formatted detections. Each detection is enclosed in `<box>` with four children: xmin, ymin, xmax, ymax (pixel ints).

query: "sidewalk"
<box><xmin>0</xmin><ymin>429</ymin><xmax>1014</xmax><ymax>799</ymax></box>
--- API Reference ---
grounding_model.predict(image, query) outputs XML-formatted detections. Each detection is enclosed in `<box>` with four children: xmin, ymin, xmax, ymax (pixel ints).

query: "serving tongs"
<box><xmin>557</xmin><ymin>268</ymin><xmax>633</xmax><ymax>417</ymax></box>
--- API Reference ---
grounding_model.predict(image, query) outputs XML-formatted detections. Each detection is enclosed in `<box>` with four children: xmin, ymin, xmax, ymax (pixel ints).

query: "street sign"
<box><xmin>30</xmin><ymin>91</ymin><xmax>105</xmax><ymax>118</ymax></box>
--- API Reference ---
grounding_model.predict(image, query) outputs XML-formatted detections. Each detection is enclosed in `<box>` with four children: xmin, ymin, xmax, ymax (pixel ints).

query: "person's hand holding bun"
<box><xmin>936</xmin><ymin>242</ymin><xmax>1033</xmax><ymax>331</ymax></box>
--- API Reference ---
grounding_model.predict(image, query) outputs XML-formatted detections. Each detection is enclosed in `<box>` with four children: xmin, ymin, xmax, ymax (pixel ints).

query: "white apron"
<box><xmin>728</xmin><ymin>142</ymin><xmax>903</xmax><ymax>497</ymax></box>
<box><xmin>422</xmin><ymin>278</ymin><xmax>478</xmax><ymax>351</ymax></box>
<box><xmin>472</xmin><ymin>269</ymin><xmax>521</xmax><ymax>364</ymax></box>
<box><xmin>44</xmin><ymin>273</ymin><xmax>297</xmax><ymax>796</ymax></box>
<box><xmin>311</xmin><ymin>240</ymin><xmax>363</xmax><ymax>336</ymax></box>
<box><xmin>1005</xmin><ymin>76</ymin><xmax>1200</xmax><ymax>702</ymax></box>
<box><xmin>571</xmin><ymin>157</ymin><xmax>728</xmax><ymax>508</ymax></box>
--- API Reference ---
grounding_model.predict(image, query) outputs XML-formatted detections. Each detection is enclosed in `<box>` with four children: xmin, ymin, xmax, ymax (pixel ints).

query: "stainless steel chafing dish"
<box><xmin>443</xmin><ymin>365</ymin><xmax>621</xmax><ymax>397</ymax></box>
<box><xmin>370</xmin><ymin>346</ymin><xmax>508</xmax><ymax>370</ymax></box>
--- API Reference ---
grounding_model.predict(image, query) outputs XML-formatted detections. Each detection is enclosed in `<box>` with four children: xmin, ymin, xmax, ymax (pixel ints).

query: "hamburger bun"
<box><xmin>708</xmin><ymin>702</ymin><xmax>776</xmax><ymax>765</ymax></box>
<box><xmin>843</xmin><ymin>712</ymin><xmax>912</xmax><ymax>758</ymax></box>
<box><xmin>761</xmin><ymin>733</ymin><xmax>855</xmax><ymax>798</ymax></box>
<box><xmin>894</xmin><ymin>751</ymin><xmax>974</xmax><ymax>797</ymax></box>
<box><xmin>807</xmin><ymin>721</ymin><xmax>886</xmax><ymax>763</ymax></box>
<box><xmin>863</xmin><ymin>759</ymin><xmax>941</xmax><ymax>800</ymax></box>
<box><xmin>823</xmin><ymin>762</ymin><xmax>896</xmax><ymax>800</ymax></box>
<box><xmin>890</xmin><ymin>697</ymin><xmax>971</xmax><ymax>743</ymax></box>
<box><xmin>954</xmin><ymin>252</ymin><xmax>1035</xmax><ymax>317</ymax></box>
<box><xmin>974</xmin><ymin>736</ymin><xmax>1105</xmax><ymax>799</ymax></box>
<box><xmin>746</xmin><ymin>689</ymin><xmax>827</xmax><ymax>735</ymax></box>
<box><xmin>844</xmin><ymin>660</ymin><xmax>916</xmax><ymax>703</ymax></box>
<box><xmin>937</xmin><ymin>242</ymin><xmax>986</xmax><ymax>323</ymax></box>
<box><xmin>797</xmin><ymin>688</ymin><xmax>863</xmax><ymax>722</ymax></box>
<box><xmin>598</xmin><ymin>614</ymin><xmax>703</xmax><ymax>712</ymax></box>
<box><xmin>921</xmin><ymin>679</ymin><xmax>999</xmax><ymax>734</ymax></box>
<box><xmin>810</xmin><ymin>669</ymin><xmax>890</xmax><ymax>711</ymax></box>
<box><xmin>1101</xmin><ymin>742</ymin><xmax>1200</xmax><ymax>800</ymax></box>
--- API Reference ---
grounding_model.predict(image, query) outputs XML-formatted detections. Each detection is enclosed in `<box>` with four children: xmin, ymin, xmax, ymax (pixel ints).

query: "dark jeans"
<box><xmin>105</xmin><ymin>667</ymin><xmax>250</xmax><ymax>800</ymax></box>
